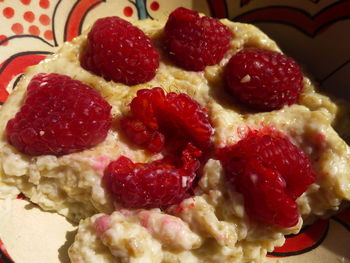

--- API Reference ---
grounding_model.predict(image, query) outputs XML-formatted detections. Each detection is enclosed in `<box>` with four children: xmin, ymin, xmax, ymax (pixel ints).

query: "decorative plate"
<box><xmin>0</xmin><ymin>0</ymin><xmax>349</xmax><ymax>263</ymax></box>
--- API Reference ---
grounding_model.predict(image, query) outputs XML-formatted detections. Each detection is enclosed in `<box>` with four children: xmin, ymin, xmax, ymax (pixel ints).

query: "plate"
<box><xmin>0</xmin><ymin>0</ymin><xmax>349</xmax><ymax>262</ymax></box>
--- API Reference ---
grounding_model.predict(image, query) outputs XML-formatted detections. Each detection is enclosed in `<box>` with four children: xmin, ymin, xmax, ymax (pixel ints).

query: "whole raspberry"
<box><xmin>164</xmin><ymin>7</ymin><xmax>232</xmax><ymax>71</ymax></box>
<box><xmin>225</xmin><ymin>47</ymin><xmax>303</xmax><ymax>111</ymax></box>
<box><xmin>120</xmin><ymin>87</ymin><xmax>213</xmax><ymax>153</ymax></box>
<box><xmin>103</xmin><ymin>143</ymin><xmax>202</xmax><ymax>208</ymax></box>
<box><xmin>218</xmin><ymin>132</ymin><xmax>316</xmax><ymax>227</ymax></box>
<box><xmin>81</xmin><ymin>16</ymin><xmax>159</xmax><ymax>86</ymax></box>
<box><xmin>6</xmin><ymin>73</ymin><xmax>112</xmax><ymax>156</ymax></box>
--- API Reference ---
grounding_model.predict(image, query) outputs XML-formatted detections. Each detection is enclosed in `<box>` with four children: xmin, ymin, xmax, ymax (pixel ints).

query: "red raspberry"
<box><xmin>103</xmin><ymin>143</ymin><xmax>202</xmax><ymax>208</ymax></box>
<box><xmin>120</xmin><ymin>87</ymin><xmax>213</xmax><ymax>153</ymax></box>
<box><xmin>120</xmin><ymin>117</ymin><xmax>165</xmax><ymax>153</ymax></box>
<box><xmin>114</xmin><ymin>88</ymin><xmax>211</xmax><ymax>208</ymax></box>
<box><xmin>225</xmin><ymin>47</ymin><xmax>303</xmax><ymax>111</ymax></box>
<box><xmin>81</xmin><ymin>16</ymin><xmax>159</xmax><ymax>86</ymax></box>
<box><xmin>6</xmin><ymin>73</ymin><xmax>112</xmax><ymax>156</ymax></box>
<box><xmin>164</xmin><ymin>7</ymin><xmax>232</xmax><ymax>71</ymax></box>
<box><xmin>218</xmin><ymin>132</ymin><xmax>316</xmax><ymax>227</ymax></box>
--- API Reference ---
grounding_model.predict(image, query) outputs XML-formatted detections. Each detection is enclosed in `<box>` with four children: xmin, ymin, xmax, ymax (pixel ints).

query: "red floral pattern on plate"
<box><xmin>269</xmin><ymin>219</ymin><xmax>329</xmax><ymax>257</ymax></box>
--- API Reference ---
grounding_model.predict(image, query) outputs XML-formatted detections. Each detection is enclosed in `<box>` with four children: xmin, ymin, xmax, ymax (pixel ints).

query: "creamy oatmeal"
<box><xmin>0</xmin><ymin>16</ymin><xmax>349</xmax><ymax>263</ymax></box>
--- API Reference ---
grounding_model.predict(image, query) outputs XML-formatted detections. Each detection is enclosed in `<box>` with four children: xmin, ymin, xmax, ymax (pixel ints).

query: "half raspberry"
<box><xmin>6</xmin><ymin>73</ymin><xmax>112</xmax><ymax>156</ymax></box>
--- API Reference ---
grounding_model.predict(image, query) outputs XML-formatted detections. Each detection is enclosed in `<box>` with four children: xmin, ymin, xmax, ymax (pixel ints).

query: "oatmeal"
<box><xmin>0</xmin><ymin>8</ymin><xmax>349</xmax><ymax>263</ymax></box>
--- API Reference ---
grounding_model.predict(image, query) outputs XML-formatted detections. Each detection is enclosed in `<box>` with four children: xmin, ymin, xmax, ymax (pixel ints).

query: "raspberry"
<box><xmin>164</xmin><ymin>7</ymin><xmax>232</xmax><ymax>71</ymax></box>
<box><xmin>81</xmin><ymin>16</ymin><xmax>159</xmax><ymax>86</ymax></box>
<box><xmin>6</xmin><ymin>73</ymin><xmax>112</xmax><ymax>156</ymax></box>
<box><xmin>115</xmin><ymin>88</ymin><xmax>211</xmax><ymax>208</ymax></box>
<box><xmin>120</xmin><ymin>117</ymin><xmax>165</xmax><ymax>153</ymax></box>
<box><xmin>218</xmin><ymin>132</ymin><xmax>316</xmax><ymax>227</ymax></box>
<box><xmin>103</xmin><ymin>143</ymin><xmax>202</xmax><ymax>208</ymax></box>
<box><xmin>120</xmin><ymin>87</ymin><xmax>213</xmax><ymax>153</ymax></box>
<box><xmin>227</xmin><ymin>158</ymin><xmax>299</xmax><ymax>228</ymax></box>
<box><xmin>225</xmin><ymin>47</ymin><xmax>303</xmax><ymax>111</ymax></box>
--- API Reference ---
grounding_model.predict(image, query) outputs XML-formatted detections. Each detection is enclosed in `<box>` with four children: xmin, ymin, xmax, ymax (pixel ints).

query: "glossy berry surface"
<box><xmin>6</xmin><ymin>73</ymin><xmax>112</xmax><ymax>156</ymax></box>
<box><xmin>81</xmin><ymin>16</ymin><xmax>159</xmax><ymax>85</ymax></box>
<box><xmin>225</xmin><ymin>47</ymin><xmax>303</xmax><ymax>111</ymax></box>
<box><xmin>104</xmin><ymin>143</ymin><xmax>202</xmax><ymax>208</ymax></box>
<box><xmin>120</xmin><ymin>87</ymin><xmax>213</xmax><ymax>153</ymax></box>
<box><xmin>218</xmin><ymin>132</ymin><xmax>316</xmax><ymax>227</ymax></box>
<box><xmin>164</xmin><ymin>7</ymin><xmax>232</xmax><ymax>71</ymax></box>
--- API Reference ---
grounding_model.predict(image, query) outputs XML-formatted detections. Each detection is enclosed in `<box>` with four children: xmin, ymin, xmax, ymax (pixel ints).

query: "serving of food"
<box><xmin>0</xmin><ymin>1</ymin><xmax>349</xmax><ymax>263</ymax></box>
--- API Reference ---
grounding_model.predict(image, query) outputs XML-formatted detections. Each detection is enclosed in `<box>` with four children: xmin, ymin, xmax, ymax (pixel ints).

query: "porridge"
<box><xmin>0</xmin><ymin>7</ymin><xmax>349</xmax><ymax>263</ymax></box>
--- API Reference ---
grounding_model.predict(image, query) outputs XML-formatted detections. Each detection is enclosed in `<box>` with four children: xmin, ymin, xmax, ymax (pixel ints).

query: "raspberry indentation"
<box><xmin>225</xmin><ymin>47</ymin><xmax>303</xmax><ymax>111</ymax></box>
<box><xmin>104</xmin><ymin>143</ymin><xmax>202</xmax><ymax>208</ymax></box>
<box><xmin>6</xmin><ymin>73</ymin><xmax>112</xmax><ymax>156</ymax></box>
<box><xmin>218</xmin><ymin>131</ymin><xmax>316</xmax><ymax>227</ymax></box>
<box><xmin>120</xmin><ymin>87</ymin><xmax>213</xmax><ymax>153</ymax></box>
<box><xmin>164</xmin><ymin>7</ymin><xmax>232</xmax><ymax>71</ymax></box>
<box><xmin>81</xmin><ymin>16</ymin><xmax>159</xmax><ymax>86</ymax></box>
